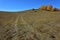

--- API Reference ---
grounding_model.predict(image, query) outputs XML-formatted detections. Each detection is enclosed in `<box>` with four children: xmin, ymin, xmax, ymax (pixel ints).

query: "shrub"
<box><xmin>51</xmin><ymin>8</ymin><xmax>55</xmax><ymax>11</ymax></box>
<box><xmin>51</xmin><ymin>8</ymin><xmax>58</xmax><ymax>11</ymax></box>
<box><xmin>32</xmin><ymin>8</ymin><xmax>35</xmax><ymax>11</ymax></box>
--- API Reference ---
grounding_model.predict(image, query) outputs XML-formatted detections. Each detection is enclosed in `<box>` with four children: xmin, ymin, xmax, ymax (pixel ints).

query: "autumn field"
<box><xmin>0</xmin><ymin>9</ymin><xmax>60</xmax><ymax>40</ymax></box>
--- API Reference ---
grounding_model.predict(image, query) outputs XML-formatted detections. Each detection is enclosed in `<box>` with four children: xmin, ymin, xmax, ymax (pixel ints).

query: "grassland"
<box><xmin>0</xmin><ymin>10</ymin><xmax>60</xmax><ymax>40</ymax></box>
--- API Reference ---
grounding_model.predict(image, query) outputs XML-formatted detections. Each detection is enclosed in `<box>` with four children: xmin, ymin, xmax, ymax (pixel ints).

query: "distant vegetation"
<box><xmin>32</xmin><ymin>5</ymin><xmax>60</xmax><ymax>12</ymax></box>
<box><xmin>40</xmin><ymin>5</ymin><xmax>60</xmax><ymax>11</ymax></box>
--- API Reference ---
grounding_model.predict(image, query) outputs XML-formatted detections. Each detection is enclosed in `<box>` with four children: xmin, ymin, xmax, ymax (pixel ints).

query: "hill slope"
<box><xmin>0</xmin><ymin>10</ymin><xmax>60</xmax><ymax>40</ymax></box>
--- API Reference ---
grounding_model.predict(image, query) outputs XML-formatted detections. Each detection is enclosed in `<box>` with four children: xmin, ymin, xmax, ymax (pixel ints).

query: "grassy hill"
<box><xmin>0</xmin><ymin>10</ymin><xmax>60</xmax><ymax>40</ymax></box>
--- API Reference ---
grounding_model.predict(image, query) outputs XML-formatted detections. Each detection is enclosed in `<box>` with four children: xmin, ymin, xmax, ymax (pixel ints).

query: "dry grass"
<box><xmin>0</xmin><ymin>10</ymin><xmax>60</xmax><ymax>40</ymax></box>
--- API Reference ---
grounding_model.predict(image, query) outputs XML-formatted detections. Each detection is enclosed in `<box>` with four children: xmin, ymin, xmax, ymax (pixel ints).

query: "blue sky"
<box><xmin>0</xmin><ymin>0</ymin><xmax>60</xmax><ymax>12</ymax></box>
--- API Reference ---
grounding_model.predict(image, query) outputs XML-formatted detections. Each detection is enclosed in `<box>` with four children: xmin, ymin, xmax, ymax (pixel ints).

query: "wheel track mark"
<box><xmin>0</xmin><ymin>16</ymin><xmax>18</xmax><ymax>40</ymax></box>
<box><xmin>12</xmin><ymin>15</ymin><xmax>20</xmax><ymax>40</ymax></box>
<box><xmin>4</xmin><ymin>15</ymin><xmax>20</xmax><ymax>40</ymax></box>
<box><xmin>20</xmin><ymin>16</ymin><xmax>34</xmax><ymax>32</ymax></box>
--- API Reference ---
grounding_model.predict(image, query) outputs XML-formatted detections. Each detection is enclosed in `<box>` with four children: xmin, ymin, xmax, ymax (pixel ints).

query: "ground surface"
<box><xmin>0</xmin><ymin>10</ymin><xmax>60</xmax><ymax>40</ymax></box>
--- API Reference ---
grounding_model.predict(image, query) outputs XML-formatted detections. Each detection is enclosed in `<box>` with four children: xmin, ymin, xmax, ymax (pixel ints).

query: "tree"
<box><xmin>40</xmin><ymin>5</ymin><xmax>47</xmax><ymax>10</ymax></box>
<box><xmin>47</xmin><ymin>5</ymin><xmax>53</xmax><ymax>11</ymax></box>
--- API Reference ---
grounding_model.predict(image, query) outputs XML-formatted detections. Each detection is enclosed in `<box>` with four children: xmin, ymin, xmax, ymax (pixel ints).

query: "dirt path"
<box><xmin>21</xmin><ymin>16</ymin><xmax>28</xmax><ymax>24</ymax></box>
<box><xmin>12</xmin><ymin>15</ymin><xmax>20</xmax><ymax>40</ymax></box>
<box><xmin>19</xmin><ymin>16</ymin><xmax>39</xmax><ymax>40</ymax></box>
<box><xmin>14</xmin><ymin>16</ymin><xmax>19</xmax><ymax>33</ymax></box>
<box><xmin>20</xmin><ymin>16</ymin><xmax>34</xmax><ymax>32</ymax></box>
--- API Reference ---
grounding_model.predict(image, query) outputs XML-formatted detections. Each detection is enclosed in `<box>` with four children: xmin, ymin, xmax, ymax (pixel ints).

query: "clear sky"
<box><xmin>0</xmin><ymin>0</ymin><xmax>60</xmax><ymax>12</ymax></box>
